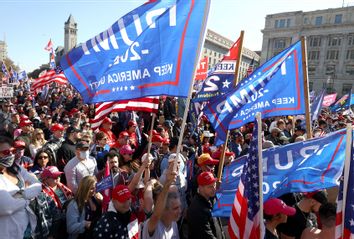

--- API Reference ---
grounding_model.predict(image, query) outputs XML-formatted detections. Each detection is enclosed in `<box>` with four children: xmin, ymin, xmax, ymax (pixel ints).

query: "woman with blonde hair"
<box><xmin>29</xmin><ymin>128</ymin><xmax>47</xmax><ymax>158</ymax></box>
<box><xmin>66</xmin><ymin>175</ymin><xmax>102</xmax><ymax>239</ymax></box>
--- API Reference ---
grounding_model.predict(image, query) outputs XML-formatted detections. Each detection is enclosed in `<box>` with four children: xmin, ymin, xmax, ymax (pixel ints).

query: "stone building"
<box><xmin>261</xmin><ymin>6</ymin><xmax>354</xmax><ymax>95</ymax></box>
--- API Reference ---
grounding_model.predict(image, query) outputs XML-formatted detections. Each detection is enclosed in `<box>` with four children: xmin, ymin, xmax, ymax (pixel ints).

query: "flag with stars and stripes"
<box><xmin>228</xmin><ymin>115</ymin><xmax>263</xmax><ymax>239</ymax></box>
<box><xmin>193</xmin><ymin>36</ymin><xmax>241</xmax><ymax>102</ymax></box>
<box><xmin>246</xmin><ymin>57</ymin><xmax>255</xmax><ymax>77</ymax></box>
<box><xmin>90</xmin><ymin>96</ymin><xmax>159</xmax><ymax>130</ymax></box>
<box><xmin>204</xmin><ymin>40</ymin><xmax>306</xmax><ymax>145</ymax></box>
<box><xmin>335</xmin><ymin>130</ymin><xmax>354</xmax><ymax>239</ymax></box>
<box><xmin>31</xmin><ymin>67</ymin><xmax>67</xmax><ymax>91</ymax></box>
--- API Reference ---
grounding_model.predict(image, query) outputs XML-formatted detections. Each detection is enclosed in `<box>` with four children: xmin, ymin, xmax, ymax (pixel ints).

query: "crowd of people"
<box><xmin>0</xmin><ymin>79</ymin><xmax>351</xmax><ymax>239</ymax></box>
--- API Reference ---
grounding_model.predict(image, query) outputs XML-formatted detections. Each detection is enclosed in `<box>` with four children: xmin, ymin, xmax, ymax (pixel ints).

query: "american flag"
<box><xmin>335</xmin><ymin>134</ymin><xmax>354</xmax><ymax>239</ymax></box>
<box><xmin>31</xmin><ymin>67</ymin><xmax>67</xmax><ymax>91</ymax></box>
<box><xmin>228</xmin><ymin>116</ymin><xmax>262</xmax><ymax>239</ymax></box>
<box><xmin>90</xmin><ymin>97</ymin><xmax>159</xmax><ymax>130</ymax></box>
<box><xmin>44</xmin><ymin>39</ymin><xmax>53</xmax><ymax>52</ymax></box>
<box><xmin>246</xmin><ymin>58</ymin><xmax>255</xmax><ymax>77</ymax></box>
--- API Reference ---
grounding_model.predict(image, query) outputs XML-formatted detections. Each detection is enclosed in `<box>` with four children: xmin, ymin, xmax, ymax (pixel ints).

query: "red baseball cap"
<box><xmin>197</xmin><ymin>172</ymin><xmax>217</xmax><ymax>186</ymax></box>
<box><xmin>19</xmin><ymin>114</ymin><xmax>29</xmax><ymax>121</ymax></box>
<box><xmin>102</xmin><ymin>117</ymin><xmax>112</xmax><ymax>125</ymax></box>
<box><xmin>162</xmin><ymin>138</ymin><xmax>170</xmax><ymax>145</ymax></box>
<box><xmin>119</xmin><ymin>144</ymin><xmax>135</xmax><ymax>155</ymax></box>
<box><xmin>119</xmin><ymin>131</ymin><xmax>129</xmax><ymax>138</ymax></box>
<box><xmin>212</xmin><ymin>150</ymin><xmax>235</xmax><ymax>160</ymax></box>
<box><xmin>50</xmin><ymin>123</ymin><xmax>64</xmax><ymax>132</ymax></box>
<box><xmin>128</xmin><ymin>120</ymin><xmax>137</xmax><ymax>127</ymax></box>
<box><xmin>112</xmin><ymin>185</ymin><xmax>132</xmax><ymax>202</ymax></box>
<box><xmin>264</xmin><ymin>198</ymin><xmax>296</xmax><ymax>216</ymax></box>
<box><xmin>19</xmin><ymin>119</ymin><xmax>33</xmax><ymax>127</ymax></box>
<box><xmin>41</xmin><ymin>166</ymin><xmax>63</xmax><ymax>179</ymax></box>
<box><xmin>14</xmin><ymin>140</ymin><xmax>26</xmax><ymax>149</ymax></box>
<box><xmin>198</xmin><ymin>153</ymin><xmax>219</xmax><ymax>166</ymax></box>
<box><xmin>152</xmin><ymin>135</ymin><xmax>164</xmax><ymax>143</ymax></box>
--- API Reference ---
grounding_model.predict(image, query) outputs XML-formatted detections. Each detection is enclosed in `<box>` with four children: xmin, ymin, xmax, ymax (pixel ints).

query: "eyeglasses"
<box><xmin>0</xmin><ymin>148</ymin><xmax>15</xmax><ymax>156</ymax></box>
<box><xmin>38</xmin><ymin>155</ymin><xmax>49</xmax><ymax>159</ymax></box>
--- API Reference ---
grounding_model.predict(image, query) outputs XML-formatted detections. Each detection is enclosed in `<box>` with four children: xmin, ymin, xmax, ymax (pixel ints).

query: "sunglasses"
<box><xmin>0</xmin><ymin>148</ymin><xmax>15</xmax><ymax>156</ymax></box>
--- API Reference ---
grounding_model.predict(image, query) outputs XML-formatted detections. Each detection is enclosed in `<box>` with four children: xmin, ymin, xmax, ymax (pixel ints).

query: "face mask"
<box><xmin>79</xmin><ymin>150</ymin><xmax>89</xmax><ymax>160</ymax></box>
<box><xmin>0</xmin><ymin>155</ymin><xmax>15</xmax><ymax>168</ymax></box>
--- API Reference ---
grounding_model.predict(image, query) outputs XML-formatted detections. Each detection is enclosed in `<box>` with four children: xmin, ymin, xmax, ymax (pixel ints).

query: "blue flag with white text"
<box><xmin>17</xmin><ymin>70</ymin><xmax>27</xmax><ymax>80</ymax></box>
<box><xmin>60</xmin><ymin>0</ymin><xmax>211</xmax><ymax>103</ymax></box>
<box><xmin>204</xmin><ymin>41</ymin><xmax>306</xmax><ymax>145</ymax></box>
<box><xmin>212</xmin><ymin>129</ymin><xmax>346</xmax><ymax>217</ymax></box>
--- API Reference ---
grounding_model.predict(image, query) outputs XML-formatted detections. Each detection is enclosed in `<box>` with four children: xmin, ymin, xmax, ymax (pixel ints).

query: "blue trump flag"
<box><xmin>96</xmin><ymin>174</ymin><xmax>113</xmax><ymax>192</ymax></box>
<box><xmin>213</xmin><ymin>129</ymin><xmax>347</xmax><ymax>217</ymax></box>
<box><xmin>17</xmin><ymin>70</ymin><xmax>27</xmax><ymax>80</ymax></box>
<box><xmin>204</xmin><ymin>41</ymin><xmax>306</xmax><ymax>145</ymax></box>
<box><xmin>60</xmin><ymin>0</ymin><xmax>211</xmax><ymax>103</ymax></box>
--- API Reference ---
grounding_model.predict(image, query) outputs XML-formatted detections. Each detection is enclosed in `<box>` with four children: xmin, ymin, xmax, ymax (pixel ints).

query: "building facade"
<box><xmin>64</xmin><ymin>14</ymin><xmax>77</xmax><ymax>54</ymax></box>
<box><xmin>0</xmin><ymin>40</ymin><xmax>7</xmax><ymax>62</ymax></box>
<box><xmin>202</xmin><ymin>29</ymin><xmax>260</xmax><ymax>82</ymax></box>
<box><xmin>261</xmin><ymin>6</ymin><xmax>354</xmax><ymax>95</ymax></box>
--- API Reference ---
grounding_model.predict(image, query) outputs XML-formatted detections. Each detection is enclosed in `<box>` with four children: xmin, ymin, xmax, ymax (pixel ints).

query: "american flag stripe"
<box><xmin>90</xmin><ymin>97</ymin><xmax>159</xmax><ymax>130</ymax></box>
<box><xmin>228</xmin><ymin>115</ymin><xmax>262</xmax><ymax>239</ymax></box>
<box><xmin>31</xmin><ymin>70</ymin><xmax>67</xmax><ymax>91</ymax></box>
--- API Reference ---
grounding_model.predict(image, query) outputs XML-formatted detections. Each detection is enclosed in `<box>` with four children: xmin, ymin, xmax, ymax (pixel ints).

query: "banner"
<box><xmin>322</xmin><ymin>93</ymin><xmax>337</xmax><ymax>107</ymax></box>
<box><xmin>193</xmin><ymin>36</ymin><xmax>241</xmax><ymax>102</ymax></box>
<box><xmin>0</xmin><ymin>87</ymin><xmax>14</xmax><ymax>98</ymax></box>
<box><xmin>60</xmin><ymin>0</ymin><xmax>211</xmax><ymax>103</ymax></box>
<box><xmin>213</xmin><ymin>129</ymin><xmax>347</xmax><ymax>217</ymax></box>
<box><xmin>204</xmin><ymin>41</ymin><xmax>306</xmax><ymax>145</ymax></box>
<box><xmin>194</xmin><ymin>57</ymin><xmax>208</xmax><ymax>80</ymax></box>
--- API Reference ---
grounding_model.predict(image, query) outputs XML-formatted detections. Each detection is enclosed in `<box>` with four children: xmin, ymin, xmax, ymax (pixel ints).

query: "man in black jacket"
<box><xmin>187</xmin><ymin>171</ymin><xmax>225</xmax><ymax>239</ymax></box>
<box><xmin>57</xmin><ymin>126</ymin><xmax>81</xmax><ymax>171</ymax></box>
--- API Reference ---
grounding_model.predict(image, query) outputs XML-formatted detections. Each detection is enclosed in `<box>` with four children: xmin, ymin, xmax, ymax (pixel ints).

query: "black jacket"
<box><xmin>57</xmin><ymin>138</ymin><xmax>76</xmax><ymax>171</ymax></box>
<box><xmin>187</xmin><ymin>193</ymin><xmax>225</xmax><ymax>239</ymax></box>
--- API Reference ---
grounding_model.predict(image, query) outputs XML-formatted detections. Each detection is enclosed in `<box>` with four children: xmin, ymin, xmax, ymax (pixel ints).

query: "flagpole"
<box><xmin>301</xmin><ymin>36</ymin><xmax>312</xmax><ymax>139</ymax></box>
<box><xmin>146</xmin><ymin>113</ymin><xmax>156</xmax><ymax>156</ymax></box>
<box><xmin>341</xmin><ymin>123</ymin><xmax>352</xmax><ymax>237</ymax></box>
<box><xmin>217</xmin><ymin>30</ymin><xmax>244</xmax><ymax>182</ymax></box>
<box><xmin>256</xmin><ymin>112</ymin><xmax>264</xmax><ymax>238</ymax></box>
<box><xmin>175</xmin><ymin>0</ymin><xmax>211</xmax><ymax>171</ymax></box>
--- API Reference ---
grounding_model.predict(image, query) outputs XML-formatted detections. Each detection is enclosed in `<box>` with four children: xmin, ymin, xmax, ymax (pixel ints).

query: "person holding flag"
<box><xmin>187</xmin><ymin>171</ymin><xmax>225</xmax><ymax>238</ymax></box>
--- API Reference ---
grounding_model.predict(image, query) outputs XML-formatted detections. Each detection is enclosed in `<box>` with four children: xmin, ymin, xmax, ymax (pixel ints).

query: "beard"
<box><xmin>111</xmin><ymin>166</ymin><xmax>119</xmax><ymax>173</ymax></box>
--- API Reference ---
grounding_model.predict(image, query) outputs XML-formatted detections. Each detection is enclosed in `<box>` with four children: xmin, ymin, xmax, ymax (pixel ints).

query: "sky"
<box><xmin>0</xmin><ymin>0</ymin><xmax>348</xmax><ymax>72</ymax></box>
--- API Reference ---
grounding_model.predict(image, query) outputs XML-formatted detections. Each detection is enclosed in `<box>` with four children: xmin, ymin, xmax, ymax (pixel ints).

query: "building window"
<box><xmin>309</xmin><ymin>36</ymin><xmax>321</xmax><ymax>47</ymax></box>
<box><xmin>345</xmin><ymin>65</ymin><xmax>354</xmax><ymax>75</ymax></box>
<box><xmin>348</xmin><ymin>35</ymin><xmax>354</xmax><ymax>46</ymax></box>
<box><xmin>346</xmin><ymin>50</ymin><xmax>354</xmax><ymax>60</ymax></box>
<box><xmin>325</xmin><ymin>65</ymin><xmax>336</xmax><ymax>75</ymax></box>
<box><xmin>304</xmin><ymin>17</ymin><xmax>308</xmax><ymax>24</ymax></box>
<box><xmin>326</xmin><ymin>50</ymin><xmax>339</xmax><ymax>60</ymax></box>
<box><xmin>315</xmin><ymin>16</ymin><xmax>323</xmax><ymax>26</ymax></box>
<box><xmin>334</xmin><ymin>14</ymin><xmax>342</xmax><ymax>24</ymax></box>
<box><xmin>308</xmin><ymin>51</ymin><xmax>320</xmax><ymax>60</ymax></box>
<box><xmin>308</xmin><ymin>66</ymin><xmax>316</xmax><ymax>75</ymax></box>
<box><xmin>342</xmin><ymin>83</ymin><xmax>352</xmax><ymax>95</ymax></box>
<box><xmin>274</xmin><ymin>39</ymin><xmax>286</xmax><ymax>49</ymax></box>
<box><xmin>275</xmin><ymin>19</ymin><xmax>289</xmax><ymax>28</ymax></box>
<box><xmin>328</xmin><ymin>36</ymin><xmax>342</xmax><ymax>46</ymax></box>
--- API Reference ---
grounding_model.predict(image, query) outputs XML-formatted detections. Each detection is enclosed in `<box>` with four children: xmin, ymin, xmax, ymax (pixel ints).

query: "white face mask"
<box><xmin>79</xmin><ymin>150</ymin><xmax>89</xmax><ymax>160</ymax></box>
